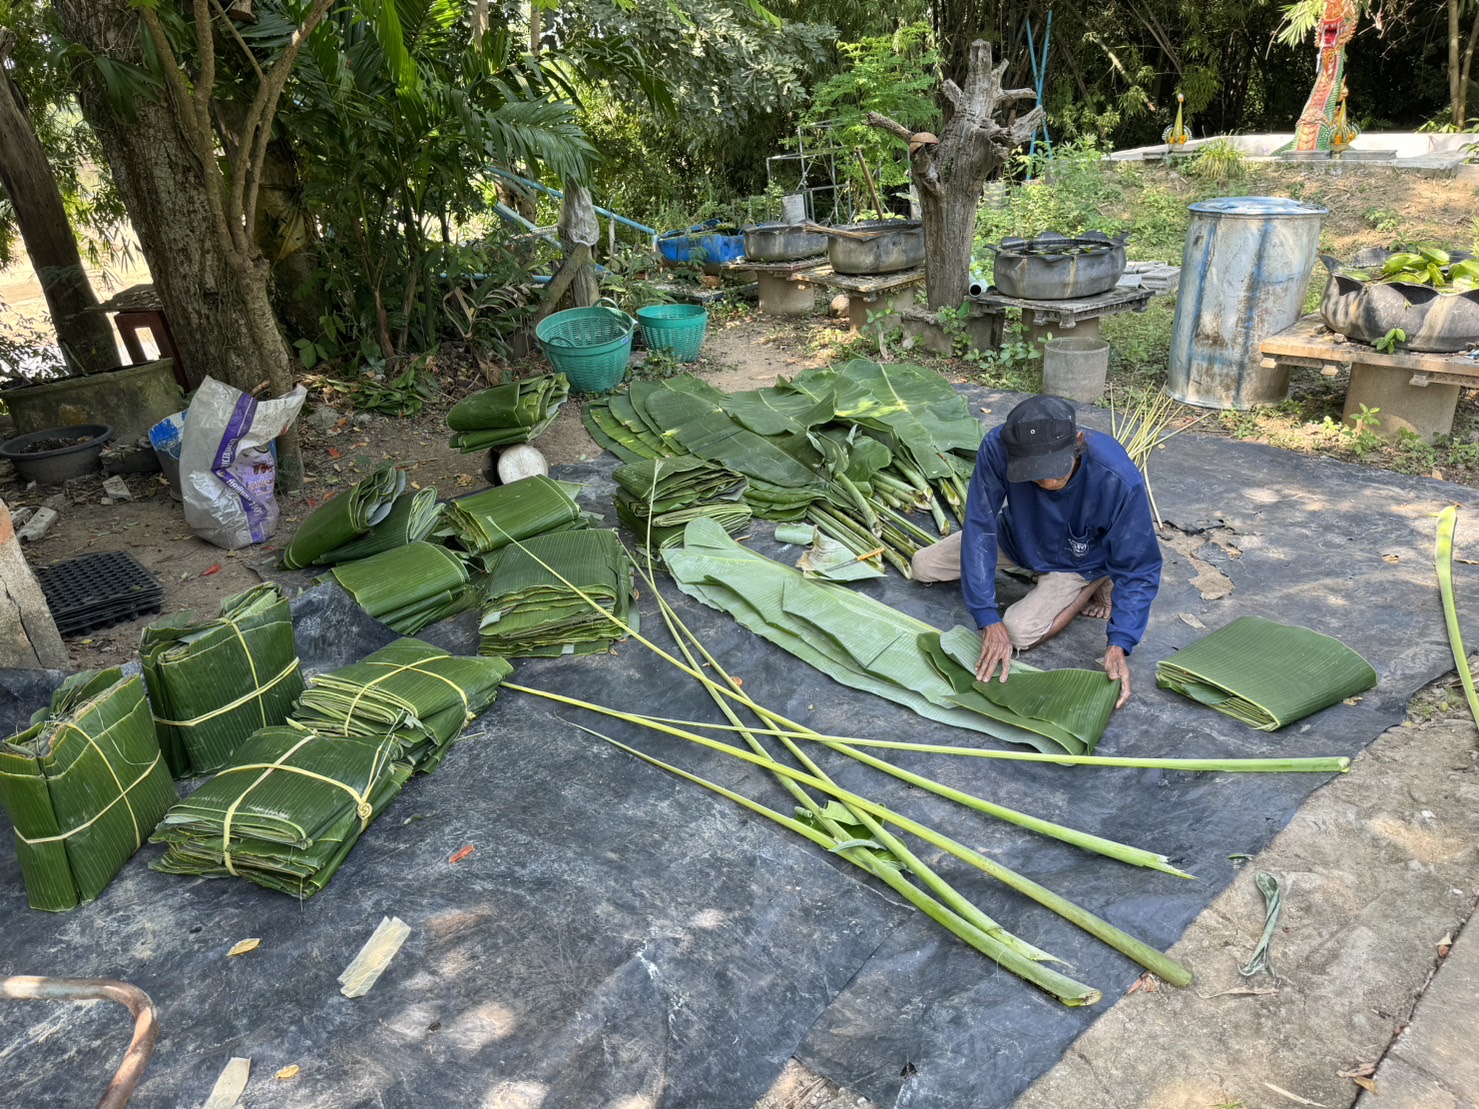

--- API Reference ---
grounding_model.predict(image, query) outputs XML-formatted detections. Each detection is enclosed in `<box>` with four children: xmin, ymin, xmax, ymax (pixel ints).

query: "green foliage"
<box><xmin>1373</xmin><ymin>328</ymin><xmax>1406</xmax><ymax>354</ymax></box>
<box><xmin>1363</xmin><ymin>207</ymin><xmax>1403</xmax><ymax>237</ymax></box>
<box><xmin>1186</xmin><ymin>139</ymin><xmax>1247</xmax><ymax>183</ymax></box>
<box><xmin>326</xmin><ymin>357</ymin><xmax>439</xmax><ymax>417</ymax></box>
<box><xmin>976</xmin><ymin>139</ymin><xmax>1125</xmax><ymax>251</ymax></box>
<box><xmin>800</xmin><ymin>23</ymin><xmax>940</xmax><ymax>192</ymax></box>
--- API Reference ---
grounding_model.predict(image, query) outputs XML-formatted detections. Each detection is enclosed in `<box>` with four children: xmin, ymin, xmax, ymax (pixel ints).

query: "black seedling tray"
<box><xmin>35</xmin><ymin>551</ymin><xmax>165</xmax><ymax>636</ymax></box>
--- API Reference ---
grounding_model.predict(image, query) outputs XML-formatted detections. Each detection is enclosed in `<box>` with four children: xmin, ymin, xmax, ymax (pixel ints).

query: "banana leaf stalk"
<box><xmin>620</xmin><ymin>718</ymin><xmax>1350</xmax><ymax>773</ymax></box>
<box><xmin>1108</xmin><ymin>388</ymin><xmax>1209</xmax><ymax>526</ymax></box>
<box><xmin>511</xmin><ymin>680</ymin><xmax>1189</xmax><ymax>990</ymax></box>
<box><xmin>633</xmin><ymin>535</ymin><xmax>1058</xmax><ymax>967</ymax></box>
<box><xmin>591</xmin><ymin>729</ymin><xmax>1100</xmax><ymax>1005</ymax></box>
<box><xmin>1435</xmin><ymin>505</ymin><xmax>1479</xmax><ymax>730</ymax></box>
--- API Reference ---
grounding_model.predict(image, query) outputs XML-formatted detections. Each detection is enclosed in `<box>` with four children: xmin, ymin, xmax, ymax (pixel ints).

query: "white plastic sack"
<box><xmin>180</xmin><ymin>376</ymin><xmax>307</xmax><ymax>550</ymax></box>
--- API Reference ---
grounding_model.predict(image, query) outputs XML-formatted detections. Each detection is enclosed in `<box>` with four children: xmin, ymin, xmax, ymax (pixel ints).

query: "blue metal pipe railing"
<box><xmin>486</xmin><ymin>168</ymin><xmax>657</xmax><ymax>238</ymax></box>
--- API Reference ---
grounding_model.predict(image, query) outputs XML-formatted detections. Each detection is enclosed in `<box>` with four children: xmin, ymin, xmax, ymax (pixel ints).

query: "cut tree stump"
<box><xmin>0</xmin><ymin>499</ymin><xmax>67</xmax><ymax>670</ymax></box>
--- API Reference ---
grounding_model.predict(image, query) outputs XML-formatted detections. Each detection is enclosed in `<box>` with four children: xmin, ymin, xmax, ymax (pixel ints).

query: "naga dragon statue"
<box><xmin>1289</xmin><ymin>0</ymin><xmax>1361</xmax><ymax>151</ymax></box>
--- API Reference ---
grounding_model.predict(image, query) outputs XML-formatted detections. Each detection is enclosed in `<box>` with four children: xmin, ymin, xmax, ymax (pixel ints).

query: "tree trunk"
<box><xmin>869</xmin><ymin>40</ymin><xmax>1041</xmax><ymax>311</ymax></box>
<box><xmin>0</xmin><ymin>29</ymin><xmax>119</xmax><ymax>374</ymax></box>
<box><xmin>1451</xmin><ymin>0</ymin><xmax>1464</xmax><ymax>127</ymax></box>
<box><xmin>0</xmin><ymin>502</ymin><xmax>67</xmax><ymax>670</ymax></box>
<box><xmin>51</xmin><ymin>0</ymin><xmax>304</xmax><ymax>490</ymax></box>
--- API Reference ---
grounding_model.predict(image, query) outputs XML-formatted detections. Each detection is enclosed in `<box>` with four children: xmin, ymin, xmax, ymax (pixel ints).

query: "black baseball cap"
<box><xmin>1002</xmin><ymin>395</ymin><xmax>1078</xmax><ymax>483</ymax></box>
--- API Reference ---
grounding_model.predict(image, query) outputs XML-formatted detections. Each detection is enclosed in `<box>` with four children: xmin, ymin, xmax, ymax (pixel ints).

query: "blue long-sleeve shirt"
<box><xmin>961</xmin><ymin>427</ymin><xmax>1162</xmax><ymax>653</ymax></box>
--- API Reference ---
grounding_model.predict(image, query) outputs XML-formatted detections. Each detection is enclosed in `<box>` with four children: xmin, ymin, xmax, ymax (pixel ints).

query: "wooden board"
<box><xmin>968</xmin><ymin>284</ymin><xmax>1156</xmax><ymax>324</ymax></box>
<box><xmin>725</xmin><ymin>258</ymin><xmax>827</xmax><ymax>275</ymax></box>
<box><xmin>1260</xmin><ymin>315</ymin><xmax>1479</xmax><ymax>388</ymax></box>
<box><xmin>793</xmin><ymin>265</ymin><xmax>926</xmax><ymax>294</ymax></box>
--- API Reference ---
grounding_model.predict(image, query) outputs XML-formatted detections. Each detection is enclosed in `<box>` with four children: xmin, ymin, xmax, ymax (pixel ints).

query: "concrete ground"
<box><xmin>1015</xmin><ymin>706</ymin><xmax>1478</xmax><ymax>1109</ymax></box>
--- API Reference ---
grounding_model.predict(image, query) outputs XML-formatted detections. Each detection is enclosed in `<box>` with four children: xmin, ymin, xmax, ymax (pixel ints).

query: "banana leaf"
<box><xmin>150</xmin><ymin>724</ymin><xmax>411</xmax><ymax>898</ymax></box>
<box><xmin>328</xmin><ymin>541</ymin><xmax>474</xmax><ymax>635</ymax></box>
<box><xmin>664</xmin><ymin>518</ymin><xmax>1102</xmax><ymax>752</ymax></box>
<box><xmin>788</xmin><ymin>360</ymin><xmax>985</xmax><ymax>480</ymax></box>
<box><xmin>582</xmin><ymin>403</ymin><xmax>663</xmax><ymax>463</ymax></box>
<box><xmin>1156</xmin><ymin>616</ymin><xmax>1378</xmax><ymax>730</ymax></box>
<box><xmin>447</xmin><ymin>373</ymin><xmax>570</xmax><ymax>452</ymax></box>
<box><xmin>442</xmin><ymin>475</ymin><xmax>586</xmax><ymax>554</ymax></box>
<box><xmin>314</xmin><ymin>488</ymin><xmax>443</xmax><ymax>565</ymax></box>
<box><xmin>614</xmin><ymin>455</ymin><xmax>752</xmax><ymax>548</ymax></box>
<box><xmin>292</xmin><ymin>638</ymin><xmax>513</xmax><ymax>771</ymax></box>
<box><xmin>141</xmin><ymin>583</ymin><xmax>304</xmax><ymax>778</ymax></box>
<box><xmin>1</xmin><ymin>670</ymin><xmax>177</xmax><ymax>911</ymax></box>
<box><xmin>480</xmin><ymin>529</ymin><xmax>639</xmax><ymax>657</ymax></box>
<box><xmin>921</xmin><ymin>626</ymin><xmax>1120</xmax><ymax>756</ymax></box>
<box><xmin>279</xmin><ymin>463</ymin><xmax>407</xmax><ymax>570</ymax></box>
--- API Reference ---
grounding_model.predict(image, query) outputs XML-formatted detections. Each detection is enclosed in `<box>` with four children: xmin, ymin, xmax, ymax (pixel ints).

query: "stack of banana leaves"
<box><xmin>478</xmin><ymin>529</ymin><xmax>638</xmax><ymax>658</ymax></box>
<box><xmin>310</xmin><ymin>488</ymin><xmax>443</xmax><ymax>565</ymax></box>
<box><xmin>1157</xmin><ymin>616</ymin><xmax>1378</xmax><ymax>730</ymax></box>
<box><xmin>613</xmin><ymin>455</ymin><xmax>752</xmax><ymax>550</ymax></box>
<box><xmin>328</xmin><ymin>541</ymin><xmax>476</xmax><ymax>635</ymax></box>
<box><xmin>664</xmin><ymin>519</ymin><xmax>1118</xmax><ymax>756</ymax></box>
<box><xmin>0</xmin><ymin>670</ymin><xmax>177</xmax><ymax>911</ymax></box>
<box><xmin>279</xmin><ymin>463</ymin><xmax>407</xmax><ymax>569</ymax></box>
<box><xmin>150</xmin><ymin>723</ymin><xmax>411</xmax><ymax>898</ymax></box>
<box><xmin>446</xmin><ymin>373</ymin><xmax>570</xmax><ymax>452</ymax></box>
<box><xmin>141</xmin><ymin>583</ymin><xmax>304</xmax><ymax>778</ymax></box>
<box><xmin>442</xmin><ymin>474</ymin><xmax>587</xmax><ymax>555</ymax></box>
<box><xmin>292</xmin><ymin>637</ymin><xmax>513</xmax><ymax>772</ymax></box>
<box><xmin>582</xmin><ymin>361</ymin><xmax>981</xmax><ymax>576</ymax></box>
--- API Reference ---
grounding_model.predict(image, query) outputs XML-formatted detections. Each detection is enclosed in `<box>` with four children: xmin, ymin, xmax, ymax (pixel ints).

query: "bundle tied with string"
<box><xmin>150</xmin><ymin>723</ymin><xmax>411</xmax><ymax>899</ymax></box>
<box><xmin>0</xmin><ymin>669</ymin><xmax>178</xmax><ymax>911</ymax></box>
<box><xmin>292</xmin><ymin>637</ymin><xmax>512</xmax><ymax>773</ymax></box>
<box><xmin>141</xmin><ymin>583</ymin><xmax>305</xmax><ymax>777</ymax></box>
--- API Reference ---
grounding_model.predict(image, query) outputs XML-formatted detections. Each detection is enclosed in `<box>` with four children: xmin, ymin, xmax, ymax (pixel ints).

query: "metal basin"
<box><xmin>825</xmin><ymin>220</ymin><xmax>925</xmax><ymax>275</ymax></box>
<box><xmin>1320</xmin><ymin>262</ymin><xmax>1479</xmax><ymax>354</ymax></box>
<box><xmin>986</xmin><ymin>231</ymin><xmax>1128</xmax><ymax>300</ymax></box>
<box><xmin>742</xmin><ymin>223</ymin><xmax>827</xmax><ymax>262</ymax></box>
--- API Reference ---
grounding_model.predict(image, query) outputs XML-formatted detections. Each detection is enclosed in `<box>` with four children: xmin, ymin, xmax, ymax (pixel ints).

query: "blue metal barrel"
<box><xmin>1168</xmin><ymin>197</ymin><xmax>1327</xmax><ymax>409</ymax></box>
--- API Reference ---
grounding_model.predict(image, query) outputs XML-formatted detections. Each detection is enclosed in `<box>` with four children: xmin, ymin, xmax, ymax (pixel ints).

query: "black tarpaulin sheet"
<box><xmin>1</xmin><ymin>382</ymin><xmax>1477</xmax><ymax>1109</ymax></box>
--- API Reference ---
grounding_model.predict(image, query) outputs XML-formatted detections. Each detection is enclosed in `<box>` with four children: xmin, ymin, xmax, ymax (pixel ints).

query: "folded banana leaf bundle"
<box><xmin>141</xmin><ymin>583</ymin><xmax>305</xmax><ymax>778</ymax></box>
<box><xmin>1157</xmin><ymin>616</ymin><xmax>1378</xmax><ymax>730</ymax></box>
<box><xmin>280</xmin><ymin>463</ymin><xmax>407</xmax><ymax>570</ymax></box>
<box><xmin>313</xmin><ymin>488</ymin><xmax>443</xmax><ymax>565</ymax></box>
<box><xmin>292</xmin><ymin>637</ymin><xmax>513</xmax><ymax>772</ymax></box>
<box><xmin>150</xmin><ymin>724</ymin><xmax>411</xmax><ymax>898</ymax></box>
<box><xmin>443</xmin><ymin>475</ymin><xmax>586</xmax><ymax>555</ymax></box>
<box><xmin>613</xmin><ymin>455</ymin><xmax>752</xmax><ymax>548</ymax></box>
<box><xmin>1</xmin><ymin>670</ymin><xmax>177</xmax><ymax>911</ymax></box>
<box><xmin>663</xmin><ymin>518</ymin><xmax>1116</xmax><ymax>754</ymax></box>
<box><xmin>328</xmin><ymin>541</ymin><xmax>474</xmax><ymax>635</ymax></box>
<box><xmin>479</xmin><ymin>529</ymin><xmax>638</xmax><ymax>657</ymax></box>
<box><xmin>447</xmin><ymin>373</ymin><xmax>570</xmax><ymax>452</ymax></box>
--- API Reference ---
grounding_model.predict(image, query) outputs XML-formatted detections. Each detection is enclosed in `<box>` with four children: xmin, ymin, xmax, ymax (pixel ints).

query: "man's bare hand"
<box><xmin>976</xmin><ymin>623</ymin><xmax>1013</xmax><ymax>683</ymax></box>
<box><xmin>1105</xmin><ymin>645</ymin><xmax>1131</xmax><ymax>708</ymax></box>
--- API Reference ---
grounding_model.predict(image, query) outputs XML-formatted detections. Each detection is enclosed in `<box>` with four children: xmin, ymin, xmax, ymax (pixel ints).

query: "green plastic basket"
<box><xmin>536</xmin><ymin>299</ymin><xmax>636</xmax><ymax>393</ymax></box>
<box><xmin>637</xmin><ymin>304</ymin><xmax>709</xmax><ymax>363</ymax></box>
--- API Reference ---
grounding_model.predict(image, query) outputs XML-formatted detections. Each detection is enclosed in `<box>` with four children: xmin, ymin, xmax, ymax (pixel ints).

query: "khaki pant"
<box><xmin>911</xmin><ymin>530</ymin><xmax>1092</xmax><ymax>649</ymax></box>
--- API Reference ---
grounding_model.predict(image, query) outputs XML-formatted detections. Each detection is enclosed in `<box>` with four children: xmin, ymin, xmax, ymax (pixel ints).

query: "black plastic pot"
<box><xmin>742</xmin><ymin>222</ymin><xmax>828</xmax><ymax>262</ymax></box>
<box><xmin>0</xmin><ymin>424</ymin><xmax>113</xmax><ymax>485</ymax></box>
<box><xmin>825</xmin><ymin>220</ymin><xmax>925</xmax><ymax>275</ymax></box>
<box><xmin>986</xmin><ymin>231</ymin><xmax>1129</xmax><ymax>300</ymax></box>
<box><xmin>1319</xmin><ymin>255</ymin><xmax>1479</xmax><ymax>354</ymax></box>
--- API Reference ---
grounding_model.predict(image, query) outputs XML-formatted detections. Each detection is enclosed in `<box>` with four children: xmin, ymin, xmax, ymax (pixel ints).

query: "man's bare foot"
<box><xmin>1083</xmin><ymin>578</ymin><xmax>1113</xmax><ymax>620</ymax></box>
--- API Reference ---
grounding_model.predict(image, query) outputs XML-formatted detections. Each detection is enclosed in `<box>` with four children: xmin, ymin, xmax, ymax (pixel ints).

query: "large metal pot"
<box><xmin>1319</xmin><ymin>254</ymin><xmax>1479</xmax><ymax>354</ymax></box>
<box><xmin>825</xmin><ymin>220</ymin><xmax>925</xmax><ymax>275</ymax></box>
<box><xmin>742</xmin><ymin>222</ymin><xmax>827</xmax><ymax>262</ymax></box>
<box><xmin>986</xmin><ymin>230</ymin><xmax>1128</xmax><ymax>300</ymax></box>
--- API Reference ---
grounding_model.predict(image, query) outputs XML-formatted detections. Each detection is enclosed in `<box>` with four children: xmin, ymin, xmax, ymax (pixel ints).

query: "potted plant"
<box><xmin>1320</xmin><ymin>246</ymin><xmax>1479</xmax><ymax>353</ymax></box>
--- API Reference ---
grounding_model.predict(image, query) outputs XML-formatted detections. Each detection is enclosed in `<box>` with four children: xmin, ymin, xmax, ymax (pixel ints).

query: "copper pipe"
<box><xmin>1</xmin><ymin>975</ymin><xmax>159</xmax><ymax>1108</ymax></box>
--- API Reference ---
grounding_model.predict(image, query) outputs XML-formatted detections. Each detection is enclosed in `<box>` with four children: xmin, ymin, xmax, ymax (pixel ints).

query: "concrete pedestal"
<box><xmin>1028</xmin><ymin>314</ymin><xmax>1101</xmax><ymax>352</ymax></box>
<box><xmin>757</xmin><ymin>273</ymin><xmax>816</xmax><ymax>317</ymax></box>
<box><xmin>1344</xmin><ymin>363</ymin><xmax>1461</xmax><ymax>442</ymax></box>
